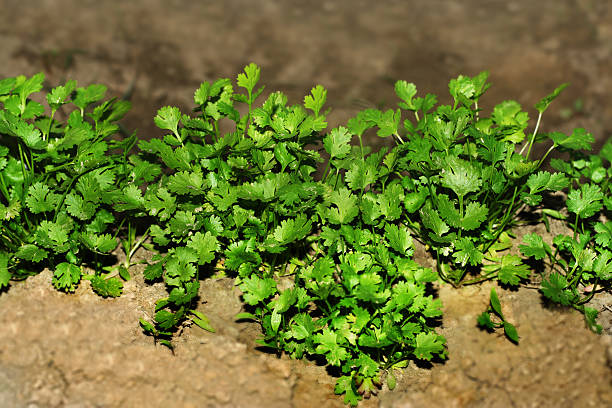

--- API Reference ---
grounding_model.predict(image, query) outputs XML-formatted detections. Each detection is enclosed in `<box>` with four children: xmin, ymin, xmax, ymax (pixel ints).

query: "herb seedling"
<box><xmin>478</xmin><ymin>286</ymin><xmax>519</xmax><ymax>343</ymax></box>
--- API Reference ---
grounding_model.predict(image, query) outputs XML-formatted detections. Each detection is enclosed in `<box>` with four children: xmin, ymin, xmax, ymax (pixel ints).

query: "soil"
<box><xmin>0</xmin><ymin>1</ymin><xmax>611</xmax><ymax>407</ymax></box>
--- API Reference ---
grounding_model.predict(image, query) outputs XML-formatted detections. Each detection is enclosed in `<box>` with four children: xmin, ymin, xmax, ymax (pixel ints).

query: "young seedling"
<box><xmin>478</xmin><ymin>286</ymin><xmax>519</xmax><ymax>343</ymax></box>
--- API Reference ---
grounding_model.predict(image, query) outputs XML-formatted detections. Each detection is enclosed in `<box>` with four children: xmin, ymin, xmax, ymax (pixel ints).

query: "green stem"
<box><xmin>458</xmin><ymin>195</ymin><xmax>464</xmax><ymax>239</ymax></box>
<box><xmin>44</xmin><ymin>109</ymin><xmax>56</xmax><ymax>141</ymax></box>
<box><xmin>576</xmin><ymin>278</ymin><xmax>599</xmax><ymax>305</ymax></box>
<box><xmin>482</xmin><ymin>186</ymin><xmax>519</xmax><ymax>255</ymax></box>
<box><xmin>572</xmin><ymin>215</ymin><xmax>580</xmax><ymax>240</ymax></box>
<box><xmin>520</xmin><ymin>111</ymin><xmax>542</xmax><ymax>158</ymax></box>
<box><xmin>0</xmin><ymin>173</ymin><xmax>10</xmax><ymax>202</ymax></box>
<box><xmin>461</xmin><ymin>270</ymin><xmax>499</xmax><ymax>286</ymax></box>
<box><xmin>393</xmin><ymin>132</ymin><xmax>404</xmax><ymax>145</ymax></box>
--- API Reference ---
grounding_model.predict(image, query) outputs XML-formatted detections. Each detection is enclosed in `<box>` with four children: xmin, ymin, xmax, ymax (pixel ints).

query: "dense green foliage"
<box><xmin>0</xmin><ymin>65</ymin><xmax>609</xmax><ymax>406</ymax></box>
<box><xmin>0</xmin><ymin>74</ymin><xmax>133</xmax><ymax>296</ymax></box>
<box><xmin>519</xmin><ymin>137</ymin><xmax>612</xmax><ymax>333</ymax></box>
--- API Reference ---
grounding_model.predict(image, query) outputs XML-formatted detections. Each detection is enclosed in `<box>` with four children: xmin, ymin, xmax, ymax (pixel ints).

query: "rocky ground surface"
<box><xmin>0</xmin><ymin>0</ymin><xmax>611</xmax><ymax>407</ymax></box>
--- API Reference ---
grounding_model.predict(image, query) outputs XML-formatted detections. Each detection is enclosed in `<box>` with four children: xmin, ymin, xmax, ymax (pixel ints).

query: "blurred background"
<box><xmin>1</xmin><ymin>0</ymin><xmax>610</xmax><ymax>150</ymax></box>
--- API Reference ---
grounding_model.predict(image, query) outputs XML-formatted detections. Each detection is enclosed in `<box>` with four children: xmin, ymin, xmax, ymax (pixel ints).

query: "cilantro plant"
<box><xmin>477</xmin><ymin>286</ymin><xmax>519</xmax><ymax>343</ymax></box>
<box><xmin>340</xmin><ymin>73</ymin><xmax>588</xmax><ymax>290</ymax></box>
<box><xmin>0</xmin><ymin>73</ymin><xmax>134</xmax><ymax>296</ymax></box>
<box><xmin>2</xmin><ymin>65</ymin><xmax>608</xmax><ymax>406</ymax></box>
<box><xmin>132</xmin><ymin>64</ymin><xmax>328</xmax><ymax>346</ymax></box>
<box><xmin>520</xmin><ymin>138</ymin><xmax>612</xmax><ymax>333</ymax></box>
<box><xmin>238</xmin><ymin>127</ymin><xmax>447</xmax><ymax>405</ymax></box>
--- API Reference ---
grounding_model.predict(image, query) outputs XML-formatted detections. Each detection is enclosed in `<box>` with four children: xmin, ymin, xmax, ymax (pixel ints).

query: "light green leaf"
<box><xmin>304</xmin><ymin>84</ymin><xmax>327</xmax><ymax>117</ymax></box>
<box><xmin>323</xmin><ymin>127</ymin><xmax>352</xmax><ymax>159</ymax></box>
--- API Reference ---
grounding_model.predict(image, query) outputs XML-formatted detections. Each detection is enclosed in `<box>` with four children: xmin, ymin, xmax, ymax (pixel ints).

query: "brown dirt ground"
<box><xmin>1</xmin><ymin>0</ymin><xmax>611</xmax><ymax>407</ymax></box>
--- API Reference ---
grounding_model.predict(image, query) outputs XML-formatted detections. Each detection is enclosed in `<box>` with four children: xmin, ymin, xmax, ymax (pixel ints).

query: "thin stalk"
<box><xmin>128</xmin><ymin>225</ymin><xmax>151</xmax><ymax>261</ymax></box>
<box><xmin>44</xmin><ymin>109</ymin><xmax>56</xmax><ymax>141</ymax></box>
<box><xmin>461</xmin><ymin>270</ymin><xmax>499</xmax><ymax>286</ymax></box>
<box><xmin>520</xmin><ymin>112</ymin><xmax>542</xmax><ymax>158</ymax></box>
<box><xmin>393</xmin><ymin>132</ymin><xmax>405</xmax><ymax>145</ymax></box>
<box><xmin>577</xmin><ymin>280</ymin><xmax>599</xmax><ymax>306</ymax></box>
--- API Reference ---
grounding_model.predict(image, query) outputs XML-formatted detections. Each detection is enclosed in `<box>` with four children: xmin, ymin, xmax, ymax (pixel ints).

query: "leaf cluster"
<box><xmin>520</xmin><ymin>138</ymin><xmax>612</xmax><ymax>332</ymax></box>
<box><xmin>355</xmin><ymin>73</ymin><xmax>589</xmax><ymax>291</ymax></box>
<box><xmin>0</xmin><ymin>74</ymin><xmax>134</xmax><ymax>295</ymax></box>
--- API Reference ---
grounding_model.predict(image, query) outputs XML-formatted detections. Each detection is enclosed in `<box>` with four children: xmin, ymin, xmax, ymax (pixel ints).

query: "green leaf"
<box><xmin>0</xmin><ymin>77</ymin><xmax>16</xmax><ymax>95</ymax></box>
<box><xmin>453</xmin><ymin>238</ymin><xmax>483</xmax><ymax>266</ymax></box>
<box><xmin>65</xmin><ymin>193</ymin><xmax>97</xmax><ymax>220</ymax></box>
<box><xmin>314</xmin><ymin>328</ymin><xmax>348</xmax><ymax>366</ymax></box>
<box><xmin>270</xmin><ymin>214</ymin><xmax>312</xmax><ymax>245</ymax></box>
<box><xmin>335</xmin><ymin>376</ymin><xmax>361</xmax><ymax>406</ymax></box>
<box><xmin>191</xmin><ymin>310</ymin><xmax>215</xmax><ymax>333</ymax></box>
<box><xmin>25</xmin><ymin>182</ymin><xmax>59</xmax><ymax>214</ymax></box>
<box><xmin>346</xmin><ymin>160</ymin><xmax>378</xmax><ymax>191</ymax></box>
<box><xmin>91</xmin><ymin>275</ymin><xmax>123</xmax><ymax>297</ymax></box>
<box><xmin>53</xmin><ymin>262</ymin><xmax>81</xmax><ymax>291</ymax></box>
<box><xmin>584</xmin><ymin>306</ymin><xmax>602</xmax><ymax>334</ymax></box>
<box><xmin>519</xmin><ymin>233</ymin><xmax>551</xmax><ymax>260</ymax></box>
<box><xmin>239</xmin><ymin>275</ymin><xmax>277</xmax><ymax>305</ymax></box>
<box><xmin>237</xmin><ymin>63</ymin><xmax>261</xmax><ymax>96</ymax></box>
<box><xmin>323</xmin><ymin>126</ymin><xmax>352</xmax><ymax>159</ymax></box>
<box><xmin>414</xmin><ymin>332</ymin><xmax>445</xmax><ymax>360</ymax></box>
<box><xmin>503</xmin><ymin>321</ymin><xmax>519</xmax><ymax>343</ymax></box>
<box><xmin>387</xmin><ymin>371</ymin><xmax>397</xmax><ymax>391</ymax></box>
<box><xmin>15</xmin><ymin>72</ymin><xmax>44</xmax><ymax>105</ymax></box>
<box><xmin>168</xmin><ymin>281</ymin><xmax>199</xmax><ymax>306</ymax></box>
<box><xmin>492</xmin><ymin>100</ymin><xmax>529</xmax><ymax>143</ymax></box>
<box><xmin>550</xmin><ymin>128</ymin><xmax>594</xmax><ymax>151</ymax></box>
<box><xmin>421</xmin><ymin>203</ymin><xmax>450</xmax><ymax>237</ymax></box>
<box><xmin>395</xmin><ymin>80</ymin><xmax>417</xmax><ymax>110</ymax></box>
<box><xmin>145</xmin><ymin>187</ymin><xmax>177</xmax><ymax>221</ymax></box>
<box><xmin>540</xmin><ymin>273</ymin><xmax>577</xmax><ymax>306</ymax></box>
<box><xmin>114</xmin><ymin>184</ymin><xmax>145</xmax><ymax>211</ymax></box>
<box><xmin>497</xmin><ymin>255</ymin><xmax>530</xmax><ymax>286</ymax></box>
<box><xmin>167</xmin><ymin>170</ymin><xmax>205</xmax><ymax>195</ymax></box>
<box><xmin>441</xmin><ymin>157</ymin><xmax>481</xmax><ymax>197</ymax></box>
<box><xmin>36</xmin><ymin>220</ymin><xmax>70</xmax><ymax>251</ymax></box>
<box><xmin>354</xmin><ymin>271</ymin><xmax>386</xmax><ymax>303</ymax></box>
<box><xmin>164</xmin><ymin>255</ymin><xmax>197</xmax><ymax>285</ymax></box>
<box><xmin>489</xmin><ymin>287</ymin><xmax>503</xmax><ymax>318</ymax></box>
<box><xmin>290</xmin><ymin>313</ymin><xmax>315</xmax><ymax>340</ymax></box>
<box><xmin>385</xmin><ymin>223</ymin><xmax>413</xmax><ymax>254</ymax></box>
<box><xmin>594</xmin><ymin>222</ymin><xmax>612</xmax><ymax>248</ymax></box>
<box><xmin>187</xmin><ymin>231</ymin><xmax>219</xmax><ymax>265</ymax></box>
<box><xmin>155</xmin><ymin>309</ymin><xmax>181</xmax><ymax>331</ymax></box>
<box><xmin>15</xmin><ymin>244</ymin><xmax>48</xmax><ymax>262</ymax></box>
<box><xmin>379</xmin><ymin>183</ymin><xmax>403</xmax><ymax>221</ymax></box>
<box><xmin>154</xmin><ymin>106</ymin><xmax>181</xmax><ymax>137</ymax></box>
<box><xmin>376</xmin><ymin>109</ymin><xmax>401</xmax><ymax>138</ymax></box>
<box><xmin>477</xmin><ymin>311</ymin><xmax>495</xmax><ymax>330</ymax></box>
<box><xmin>535</xmin><ymin>83</ymin><xmax>569</xmax><ymax>114</ymax></box>
<box><xmin>194</xmin><ymin>81</ymin><xmax>211</xmax><ymax>105</ymax></box>
<box><xmin>12</xmin><ymin>119</ymin><xmax>45</xmax><ymax>149</ymax></box>
<box><xmin>326</xmin><ymin>188</ymin><xmax>359</xmax><ymax>225</ymax></box>
<box><xmin>304</xmin><ymin>84</ymin><xmax>327</xmax><ymax>117</ymax></box>
<box><xmin>235</xmin><ymin>312</ymin><xmax>258</xmax><ymax>322</ymax></box>
<box><xmin>462</xmin><ymin>202</ymin><xmax>488</xmax><ymax>231</ymax></box>
<box><xmin>224</xmin><ymin>240</ymin><xmax>261</xmax><ymax>273</ymax></box>
<box><xmin>73</xmin><ymin>84</ymin><xmax>107</xmax><ymax>110</ymax></box>
<box><xmin>593</xmin><ymin>251</ymin><xmax>612</xmax><ymax>280</ymax></box>
<box><xmin>47</xmin><ymin>80</ymin><xmax>77</xmax><ymax>110</ymax></box>
<box><xmin>144</xmin><ymin>262</ymin><xmax>163</xmax><ymax>281</ymax></box>
<box><xmin>567</xmin><ymin>184</ymin><xmax>603</xmax><ymax>218</ymax></box>
<box><xmin>526</xmin><ymin>171</ymin><xmax>569</xmax><ymax>193</ymax></box>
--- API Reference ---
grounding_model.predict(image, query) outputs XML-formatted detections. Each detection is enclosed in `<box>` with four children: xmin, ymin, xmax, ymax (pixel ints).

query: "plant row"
<box><xmin>0</xmin><ymin>65</ymin><xmax>609</xmax><ymax>405</ymax></box>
